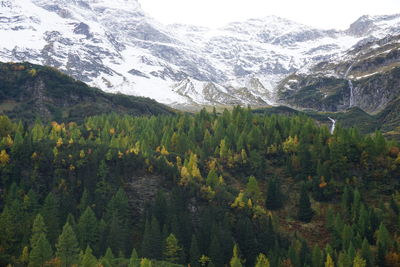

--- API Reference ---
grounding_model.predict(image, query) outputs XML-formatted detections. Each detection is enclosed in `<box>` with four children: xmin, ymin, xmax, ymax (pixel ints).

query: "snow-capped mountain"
<box><xmin>0</xmin><ymin>0</ymin><xmax>399</xmax><ymax>108</ymax></box>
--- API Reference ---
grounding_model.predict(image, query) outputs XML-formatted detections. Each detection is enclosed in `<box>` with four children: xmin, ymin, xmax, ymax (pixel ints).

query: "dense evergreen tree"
<box><xmin>163</xmin><ymin>234</ymin><xmax>182</xmax><ymax>263</ymax></box>
<box><xmin>297</xmin><ymin>184</ymin><xmax>314</xmax><ymax>223</ymax></box>
<box><xmin>128</xmin><ymin>248</ymin><xmax>139</xmax><ymax>267</ymax></box>
<box><xmin>189</xmin><ymin>235</ymin><xmax>201</xmax><ymax>267</ymax></box>
<box><xmin>40</xmin><ymin>193</ymin><xmax>61</xmax><ymax>244</ymax></box>
<box><xmin>255</xmin><ymin>253</ymin><xmax>270</xmax><ymax>267</ymax></box>
<box><xmin>55</xmin><ymin>223</ymin><xmax>80</xmax><ymax>267</ymax></box>
<box><xmin>29</xmin><ymin>233</ymin><xmax>53</xmax><ymax>267</ymax></box>
<box><xmin>77</xmin><ymin>206</ymin><xmax>98</xmax><ymax>250</ymax></box>
<box><xmin>141</xmin><ymin>217</ymin><xmax>162</xmax><ymax>260</ymax></box>
<box><xmin>229</xmin><ymin>244</ymin><xmax>243</xmax><ymax>267</ymax></box>
<box><xmin>80</xmin><ymin>246</ymin><xmax>98</xmax><ymax>267</ymax></box>
<box><xmin>265</xmin><ymin>178</ymin><xmax>283</xmax><ymax>210</ymax></box>
<box><xmin>30</xmin><ymin>214</ymin><xmax>47</xmax><ymax>248</ymax></box>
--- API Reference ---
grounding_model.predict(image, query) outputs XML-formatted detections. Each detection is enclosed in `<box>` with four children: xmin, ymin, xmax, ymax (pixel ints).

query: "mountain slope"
<box><xmin>0</xmin><ymin>62</ymin><xmax>174</xmax><ymax>121</ymax></box>
<box><xmin>0</xmin><ymin>0</ymin><xmax>399</xmax><ymax>108</ymax></box>
<box><xmin>278</xmin><ymin>34</ymin><xmax>400</xmax><ymax>113</ymax></box>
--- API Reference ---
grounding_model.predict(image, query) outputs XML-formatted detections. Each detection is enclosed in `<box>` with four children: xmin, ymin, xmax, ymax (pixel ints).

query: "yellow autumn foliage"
<box><xmin>0</xmin><ymin>150</ymin><xmax>10</xmax><ymax>166</ymax></box>
<box><xmin>56</xmin><ymin>138</ymin><xmax>63</xmax><ymax>147</ymax></box>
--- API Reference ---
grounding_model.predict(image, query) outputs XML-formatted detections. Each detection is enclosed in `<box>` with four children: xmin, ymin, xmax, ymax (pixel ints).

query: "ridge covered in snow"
<box><xmin>0</xmin><ymin>0</ymin><xmax>399</xmax><ymax>107</ymax></box>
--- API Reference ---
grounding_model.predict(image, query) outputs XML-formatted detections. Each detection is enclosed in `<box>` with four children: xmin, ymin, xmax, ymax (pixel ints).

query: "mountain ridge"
<box><xmin>0</xmin><ymin>61</ymin><xmax>174</xmax><ymax>122</ymax></box>
<box><xmin>0</xmin><ymin>0</ymin><xmax>399</xmax><ymax>109</ymax></box>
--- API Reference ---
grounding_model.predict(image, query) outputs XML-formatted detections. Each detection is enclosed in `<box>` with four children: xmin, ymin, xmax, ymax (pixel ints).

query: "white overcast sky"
<box><xmin>139</xmin><ymin>0</ymin><xmax>400</xmax><ymax>29</ymax></box>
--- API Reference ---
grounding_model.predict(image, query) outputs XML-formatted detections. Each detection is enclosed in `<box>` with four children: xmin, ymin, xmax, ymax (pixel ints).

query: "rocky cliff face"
<box><xmin>0</xmin><ymin>0</ymin><xmax>399</xmax><ymax>110</ymax></box>
<box><xmin>278</xmin><ymin>35</ymin><xmax>400</xmax><ymax>113</ymax></box>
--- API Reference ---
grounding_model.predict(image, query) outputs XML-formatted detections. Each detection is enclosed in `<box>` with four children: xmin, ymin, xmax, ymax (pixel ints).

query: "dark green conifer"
<box><xmin>297</xmin><ymin>184</ymin><xmax>314</xmax><ymax>223</ymax></box>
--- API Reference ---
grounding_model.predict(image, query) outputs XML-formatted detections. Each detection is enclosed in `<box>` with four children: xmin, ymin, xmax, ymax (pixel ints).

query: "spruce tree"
<box><xmin>77</xmin><ymin>207</ymin><xmax>98</xmax><ymax>250</ymax></box>
<box><xmin>101</xmin><ymin>247</ymin><xmax>115</xmax><ymax>267</ymax></box>
<box><xmin>128</xmin><ymin>248</ymin><xmax>139</xmax><ymax>267</ymax></box>
<box><xmin>20</xmin><ymin>246</ymin><xmax>29</xmax><ymax>266</ymax></box>
<box><xmin>40</xmin><ymin>192</ymin><xmax>60</xmax><ymax>244</ymax></box>
<box><xmin>208</xmin><ymin>235</ymin><xmax>222</xmax><ymax>267</ymax></box>
<box><xmin>140</xmin><ymin>258</ymin><xmax>152</xmax><ymax>267</ymax></box>
<box><xmin>246</xmin><ymin>176</ymin><xmax>261</xmax><ymax>202</ymax></box>
<box><xmin>189</xmin><ymin>235</ymin><xmax>201</xmax><ymax>267</ymax></box>
<box><xmin>361</xmin><ymin>239</ymin><xmax>373</xmax><ymax>267</ymax></box>
<box><xmin>78</xmin><ymin>189</ymin><xmax>90</xmax><ymax>214</ymax></box>
<box><xmin>141</xmin><ymin>217</ymin><xmax>162</xmax><ymax>260</ymax></box>
<box><xmin>311</xmin><ymin>245</ymin><xmax>322</xmax><ymax>267</ymax></box>
<box><xmin>105</xmin><ymin>187</ymin><xmax>130</xmax><ymax>255</ymax></box>
<box><xmin>80</xmin><ymin>246</ymin><xmax>98</xmax><ymax>267</ymax></box>
<box><xmin>141</xmin><ymin>220</ymin><xmax>152</xmax><ymax>259</ymax></box>
<box><xmin>229</xmin><ymin>244</ymin><xmax>243</xmax><ymax>267</ymax></box>
<box><xmin>353</xmin><ymin>253</ymin><xmax>366</xmax><ymax>267</ymax></box>
<box><xmin>30</xmin><ymin>214</ymin><xmax>47</xmax><ymax>248</ymax></box>
<box><xmin>325</xmin><ymin>254</ymin><xmax>334</xmax><ymax>267</ymax></box>
<box><xmin>265</xmin><ymin>178</ymin><xmax>283</xmax><ymax>210</ymax></box>
<box><xmin>254</xmin><ymin>253</ymin><xmax>270</xmax><ymax>267</ymax></box>
<box><xmin>163</xmin><ymin>233</ymin><xmax>182</xmax><ymax>263</ymax></box>
<box><xmin>297</xmin><ymin>184</ymin><xmax>314</xmax><ymax>223</ymax></box>
<box><xmin>55</xmin><ymin>222</ymin><xmax>80</xmax><ymax>267</ymax></box>
<box><xmin>29</xmin><ymin>233</ymin><xmax>53</xmax><ymax>267</ymax></box>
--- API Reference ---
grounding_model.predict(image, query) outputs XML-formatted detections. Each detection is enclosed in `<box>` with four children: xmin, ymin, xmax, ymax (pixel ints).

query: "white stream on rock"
<box><xmin>345</xmin><ymin>63</ymin><xmax>355</xmax><ymax>107</ymax></box>
<box><xmin>328</xmin><ymin>117</ymin><xmax>336</xmax><ymax>134</ymax></box>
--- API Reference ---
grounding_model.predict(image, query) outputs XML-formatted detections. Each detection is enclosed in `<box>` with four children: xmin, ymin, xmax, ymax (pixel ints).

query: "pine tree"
<box><xmin>341</xmin><ymin>224</ymin><xmax>353</xmax><ymax>250</ymax></box>
<box><xmin>20</xmin><ymin>246</ymin><xmax>29</xmax><ymax>265</ymax></box>
<box><xmin>140</xmin><ymin>258</ymin><xmax>152</xmax><ymax>267</ymax></box>
<box><xmin>229</xmin><ymin>244</ymin><xmax>243</xmax><ymax>267</ymax></box>
<box><xmin>206</xmin><ymin>169</ymin><xmax>219</xmax><ymax>188</ymax></box>
<box><xmin>105</xmin><ymin>187</ymin><xmax>130</xmax><ymax>255</ymax></box>
<box><xmin>128</xmin><ymin>248</ymin><xmax>139</xmax><ymax>267</ymax></box>
<box><xmin>40</xmin><ymin>192</ymin><xmax>60</xmax><ymax>244</ymax></box>
<box><xmin>55</xmin><ymin>222</ymin><xmax>80</xmax><ymax>267</ymax></box>
<box><xmin>101</xmin><ymin>247</ymin><xmax>115</xmax><ymax>267</ymax></box>
<box><xmin>77</xmin><ymin>207</ymin><xmax>98</xmax><ymax>250</ymax></box>
<box><xmin>311</xmin><ymin>245</ymin><xmax>323</xmax><ymax>267</ymax></box>
<box><xmin>78</xmin><ymin>189</ymin><xmax>90</xmax><ymax>214</ymax></box>
<box><xmin>325</xmin><ymin>254</ymin><xmax>334</xmax><ymax>267</ymax></box>
<box><xmin>361</xmin><ymin>239</ymin><xmax>373</xmax><ymax>267</ymax></box>
<box><xmin>265</xmin><ymin>178</ymin><xmax>283</xmax><ymax>210</ymax></box>
<box><xmin>353</xmin><ymin>253</ymin><xmax>366</xmax><ymax>267</ymax></box>
<box><xmin>246</xmin><ymin>176</ymin><xmax>261</xmax><ymax>202</ymax></box>
<box><xmin>29</xmin><ymin>233</ymin><xmax>53</xmax><ymax>267</ymax></box>
<box><xmin>337</xmin><ymin>251</ymin><xmax>351</xmax><ymax>267</ymax></box>
<box><xmin>297</xmin><ymin>184</ymin><xmax>314</xmax><ymax>223</ymax></box>
<box><xmin>189</xmin><ymin>235</ymin><xmax>201</xmax><ymax>267</ymax></box>
<box><xmin>141</xmin><ymin>217</ymin><xmax>162</xmax><ymax>260</ymax></box>
<box><xmin>377</xmin><ymin>223</ymin><xmax>392</xmax><ymax>250</ymax></box>
<box><xmin>208</xmin><ymin>235</ymin><xmax>223</xmax><ymax>267</ymax></box>
<box><xmin>80</xmin><ymin>246</ymin><xmax>98</xmax><ymax>267</ymax></box>
<box><xmin>30</xmin><ymin>214</ymin><xmax>47</xmax><ymax>248</ymax></box>
<box><xmin>255</xmin><ymin>253</ymin><xmax>270</xmax><ymax>267</ymax></box>
<box><xmin>163</xmin><ymin>233</ymin><xmax>182</xmax><ymax>263</ymax></box>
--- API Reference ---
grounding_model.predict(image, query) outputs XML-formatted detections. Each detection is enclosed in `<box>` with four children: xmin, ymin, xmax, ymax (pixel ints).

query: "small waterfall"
<box><xmin>345</xmin><ymin>64</ymin><xmax>355</xmax><ymax>108</ymax></box>
<box><xmin>348</xmin><ymin>80</ymin><xmax>354</xmax><ymax>107</ymax></box>
<box><xmin>328</xmin><ymin>117</ymin><xmax>336</xmax><ymax>134</ymax></box>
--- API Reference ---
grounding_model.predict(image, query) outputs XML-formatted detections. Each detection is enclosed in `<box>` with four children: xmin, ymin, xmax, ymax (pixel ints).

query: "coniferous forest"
<box><xmin>0</xmin><ymin>107</ymin><xmax>400</xmax><ymax>267</ymax></box>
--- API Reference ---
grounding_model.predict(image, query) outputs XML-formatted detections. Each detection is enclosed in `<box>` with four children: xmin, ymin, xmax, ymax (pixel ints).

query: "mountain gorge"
<box><xmin>1</xmin><ymin>0</ymin><xmax>399</xmax><ymax>111</ymax></box>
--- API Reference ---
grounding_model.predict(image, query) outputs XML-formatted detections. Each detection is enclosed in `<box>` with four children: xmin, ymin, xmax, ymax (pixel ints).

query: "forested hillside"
<box><xmin>0</xmin><ymin>106</ymin><xmax>399</xmax><ymax>266</ymax></box>
<box><xmin>0</xmin><ymin>62</ymin><xmax>173</xmax><ymax>122</ymax></box>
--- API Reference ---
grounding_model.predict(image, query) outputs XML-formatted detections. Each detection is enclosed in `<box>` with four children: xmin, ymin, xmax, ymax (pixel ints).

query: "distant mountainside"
<box><xmin>0</xmin><ymin>0</ymin><xmax>399</xmax><ymax>110</ymax></box>
<box><xmin>0</xmin><ymin>62</ymin><xmax>174</xmax><ymax>122</ymax></box>
<box><xmin>254</xmin><ymin>100</ymin><xmax>400</xmax><ymax>140</ymax></box>
<box><xmin>278</xmin><ymin>35</ymin><xmax>400</xmax><ymax>113</ymax></box>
